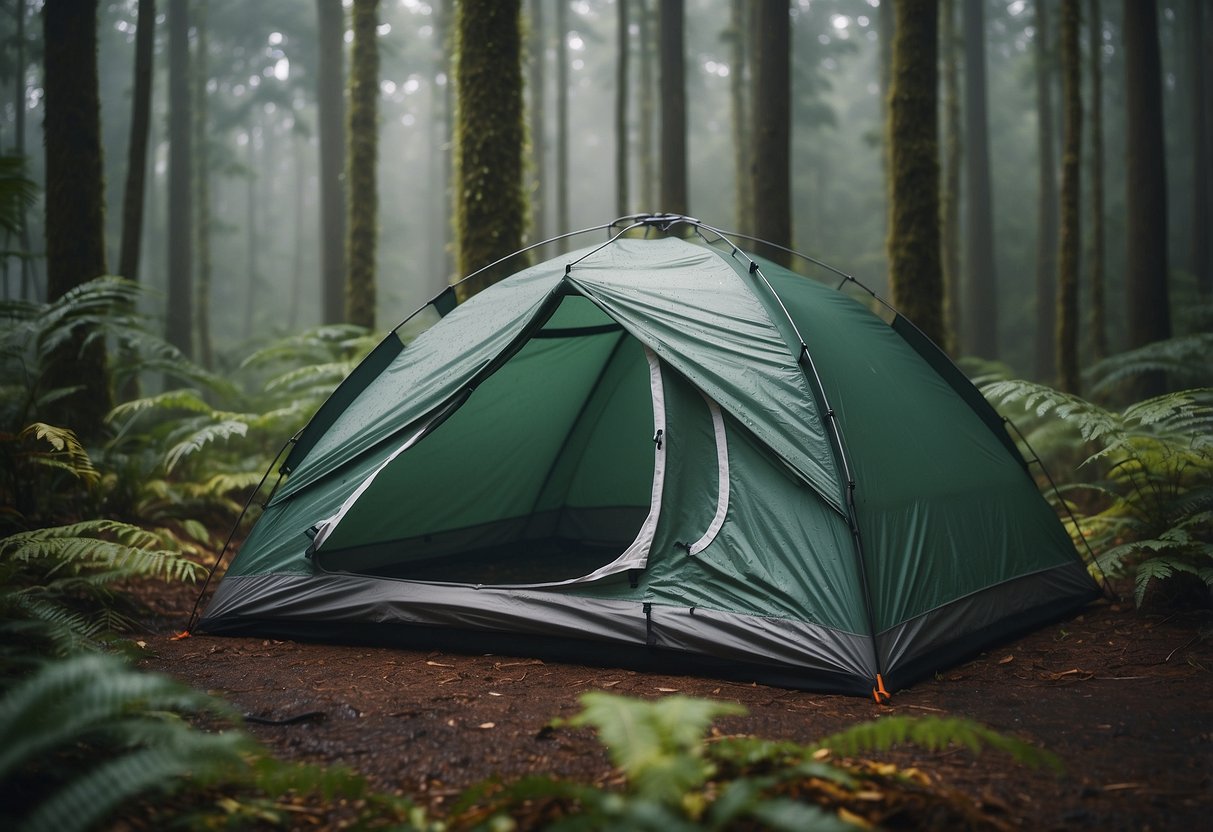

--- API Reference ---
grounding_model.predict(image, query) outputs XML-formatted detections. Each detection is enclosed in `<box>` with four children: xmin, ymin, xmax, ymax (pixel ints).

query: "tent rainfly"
<box><xmin>198</xmin><ymin>216</ymin><xmax>1100</xmax><ymax>699</ymax></box>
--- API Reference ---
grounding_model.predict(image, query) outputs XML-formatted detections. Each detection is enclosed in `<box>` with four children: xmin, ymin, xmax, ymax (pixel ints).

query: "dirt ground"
<box><xmin>134</xmin><ymin>583</ymin><xmax>1212</xmax><ymax>831</ymax></box>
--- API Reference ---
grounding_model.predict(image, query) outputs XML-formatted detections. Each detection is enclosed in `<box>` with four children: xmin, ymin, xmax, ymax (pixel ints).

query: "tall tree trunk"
<box><xmin>16</xmin><ymin>0</ymin><xmax>37</xmax><ymax>301</ymax></box>
<box><xmin>555</xmin><ymin>0</ymin><xmax>569</xmax><ymax>235</ymax></box>
<box><xmin>886</xmin><ymin>0</ymin><xmax>944</xmax><ymax>346</ymax></box>
<box><xmin>527</xmin><ymin>0</ymin><xmax>546</xmax><ymax>245</ymax></box>
<box><xmin>728</xmin><ymin>0</ymin><xmax>751</xmax><ymax>235</ymax></box>
<box><xmin>316</xmin><ymin>0</ymin><xmax>347</xmax><ymax>324</ymax></box>
<box><xmin>940</xmin><ymin>0</ymin><xmax>962</xmax><ymax>355</ymax></box>
<box><xmin>454</xmin><ymin>0</ymin><xmax>524</xmax><ymax>296</ymax></box>
<box><xmin>1087</xmin><ymin>0</ymin><xmax>1108</xmax><ymax>358</ymax></box>
<box><xmin>290</xmin><ymin>132</ymin><xmax>305</xmax><ymax>330</ymax></box>
<box><xmin>194</xmin><ymin>4</ymin><xmax>213</xmax><ymax>370</ymax></box>
<box><xmin>659</xmin><ymin>0</ymin><xmax>687</xmax><ymax>217</ymax></box>
<box><xmin>117</xmin><ymin>0</ymin><xmax>154</xmax><ymax>283</ymax></box>
<box><xmin>1190</xmin><ymin>0</ymin><xmax>1210</xmax><ymax>297</ymax></box>
<box><xmin>41</xmin><ymin>0</ymin><xmax>111</xmax><ymax>436</ymax></box>
<box><xmin>877</xmin><ymin>0</ymin><xmax>894</xmax><ymax>251</ymax></box>
<box><xmin>438</xmin><ymin>0</ymin><xmax>455</xmax><ymax>283</ymax></box>
<box><xmin>166</xmin><ymin>0</ymin><xmax>193</xmax><ymax>359</ymax></box>
<box><xmin>751</xmin><ymin>0</ymin><xmax>790</xmax><ymax>266</ymax></box>
<box><xmin>638</xmin><ymin>0</ymin><xmax>656</xmax><ymax>210</ymax></box>
<box><xmin>346</xmin><ymin>0</ymin><xmax>379</xmax><ymax>329</ymax></box>
<box><xmin>1056</xmin><ymin>0</ymin><xmax>1082</xmax><ymax>393</ymax></box>
<box><xmin>615</xmin><ymin>0</ymin><xmax>629</xmax><ymax>217</ymax></box>
<box><xmin>244</xmin><ymin>127</ymin><xmax>257</xmax><ymax>340</ymax></box>
<box><xmin>1033</xmin><ymin>0</ymin><xmax>1058</xmax><ymax>381</ymax></box>
<box><xmin>962</xmin><ymin>0</ymin><xmax>998</xmax><ymax>359</ymax></box>
<box><xmin>1122</xmin><ymin>0</ymin><xmax>1170</xmax><ymax>396</ymax></box>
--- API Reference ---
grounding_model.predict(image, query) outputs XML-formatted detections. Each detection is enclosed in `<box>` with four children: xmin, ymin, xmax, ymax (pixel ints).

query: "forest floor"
<box><xmin>132</xmin><ymin>580</ymin><xmax>1212</xmax><ymax>831</ymax></box>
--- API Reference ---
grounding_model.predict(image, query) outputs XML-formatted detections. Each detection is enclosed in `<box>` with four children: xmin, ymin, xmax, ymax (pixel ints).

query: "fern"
<box><xmin>0</xmin><ymin>520</ymin><xmax>203</xmax><ymax>583</ymax></box>
<box><xmin>983</xmin><ymin>378</ymin><xmax>1213</xmax><ymax>607</ymax></box>
<box><xmin>1086</xmin><ymin>332</ymin><xmax>1213</xmax><ymax>395</ymax></box>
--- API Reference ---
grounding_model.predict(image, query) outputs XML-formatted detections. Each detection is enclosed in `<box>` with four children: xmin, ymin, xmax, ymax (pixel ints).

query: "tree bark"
<box><xmin>886</xmin><ymin>0</ymin><xmax>944</xmax><ymax>346</ymax></box>
<box><xmin>1056</xmin><ymin>0</ymin><xmax>1082</xmax><ymax>393</ymax></box>
<box><xmin>1190</xmin><ymin>0</ymin><xmax>1210</xmax><ymax>297</ymax></box>
<box><xmin>454</xmin><ymin>0</ymin><xmax>525</xmax><ymax>296</ymax></box>
<box><xmin>1122</xmin><ymin>0</ymin><xmax>1171</xmax><ymax>396</ymax></box>
<box><xmin>751</xmin><ymin>0</ymin><xmax>790</xmax><ymax>266</ymax></box>
<box><xmin>41</xmin><ymin>0</ymin><xmax>111</xmax><ymax>435</ymax></box>
<box><xmin>166</xmin><ymin>0</ymin><xmax>193</xmax><ymax>359</ymax></box>
<box><xmin>728</xmin><ymin>0</ymin><xmax>751</xmax><ymax>236</ymax></box>
<box><xmin>940</xmin><ymin>0</ymin><xmax>962</xmax><ymax>355</ymax></box>
<box><xmin>962</xmin><ymin>0</ymin><xmax>998</xmax><ymax>359</ymax></box>
<box><xmin>555</xmin><ymin>0</ymin><xmax>569</xmax><ymax>235</ymax></box>
<box><xmin>117</xmin><ymin>0</ymin><xmax>154</xmax><ymax>283</ymax></box>
<box><xmin>194</xmin><ymin>4</ymin><xmax>213</xmax><ymax>370</ymax></box>
<box><xmin>527</xmin><ymin>0</ymin><xmax>546</xmax><ymax>245</ymax></box>
<box><xmin>1033</xmin><ymin>0</ymin><xmax>1058</xmax><ymax>381</ymax></box>
<box><xmin>638</xmin><ymin>0</ymin><xmax>656</xmax><ymax>211</ymax></box>
<box><xmin>615</xmin><ymin>0</ymin><xmax>629</xmax><ymax>218</ymax></box>
<box><xmin>1087</xmin><ymin>0</ymin><xmax>1108</xmax><ymax>359</ymax></box>
<box><xmin>316</xmin><ymin>0</ymin><xmax>347</xmax><ymax>324</ymax></box>
<box><xmin>345</xmin><ymin>0</ymin><xmax>379</xmax><ymax>329</ymax></box>
<box><xmin>659</xmin><ymin>0</ymin><xmax>687</xmax><ymax>217</ymax></box>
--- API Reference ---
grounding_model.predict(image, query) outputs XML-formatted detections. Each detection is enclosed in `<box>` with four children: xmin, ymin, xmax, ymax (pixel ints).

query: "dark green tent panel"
<box><xmin>200</xmin><ymin>228</ymin><xmax>1099</xmax><ymax>697</ymax></box>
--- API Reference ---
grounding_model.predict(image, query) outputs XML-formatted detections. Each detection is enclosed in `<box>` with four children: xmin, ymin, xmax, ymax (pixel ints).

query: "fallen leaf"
<box><xmin>656</xmin><ymin>687</ymin><xmax>678</xmax><ymax>692</ymax></box>
<box><xmin>478</xmin><ymin>722</ymin><xmax>496</xmax><ymax>729</ymax></box>
<box><xmin>427</xmin><ymin>660</ymin><xmax>454</xmax><ymax>668</ymax></box>
<box><xmin>135</xmin><ymin>640</ymin><xmax>147</xmax><ymax>649</ymax></box>
<box><xmin>488</xmin><ymin>691</ymin><xmax>503</xmax><ymax>697</ymax></box>
<box><xmin>998</xmin><ymin>655</ymin><xmax>1014</xmax><ymax>664</ymax></box>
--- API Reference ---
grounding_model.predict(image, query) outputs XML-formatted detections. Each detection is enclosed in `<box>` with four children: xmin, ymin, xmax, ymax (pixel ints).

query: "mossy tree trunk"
<box><xmin>1087</xmin><ymin>0</ymin><xmax>1108</xmax><ymax>359</ymax></box>
<box><xmin>1033</xmin><ymin>0</ymin><xmax>1058</xmax><ymax>381</ymax></box>
<box><xmin>454</xmin><ymin>0</ymin><xmax>525</xmax><ymax>297</ymax></box>
<box><xmin>940</xmin><ymin>0</ymin><xmax>962</xmax><ymax>355</ymax></box>
<box><xmin>527</xmin><ymin>0</ymin><xmax>547</xmax><ymax>246</ymax></box>
<box><xmin>1122</xmin><ymin>0</ymin><xmax>1171</xmax><ymax>397</ymax></box>
<box><xmin>316</xmin><ymin>0</ymin><xmax>347</xmax><ymax>324</ymax></box>
<box><xmin>1190</xmin><ymin>0</ymin><xmax>1210</xmax><ymax>298</ymax></box>
<box><xmin>1055</xmin><ymin>0</ymin><xmax>1082</xmax><ymax>393</ymax></box>
<box><xmin>166</xmin><ymin>0</ymin><xmax>193</xmax><ymax>359</ymax></box>
<box><xmin>728</xmin><ymin>0</ymin><xmax>751</xmax><ymax>236</ymax></box>
<box><xmin>193</xmin><ymin>4</ymin><xmax>213</xmax><ymax>370</ymax></box>
<box><xmin>615</xmin><ymin>0</ymin><xmax>629</xmax><ymax>217</ymax></box>
<box><xmin>751</xmin><ymin>0</ymin><xmax>790</xmax><ymax>267</ymax></box>
<box><xmin>41</xmin><ymin>0</ymin><xmax>111</xmax><ymax>437</ymax></box>
<box><xmin>886</xmin><ymin>0</ymin><xmax>944</xmax><ymax>347</ymax></box>
<box><xmin>345</xmin><ymin>0</ymin><xmax>379</xmax><ymax>329</ymax></box>
<box><xmin>962</xmin><ymin>0</ymin><xmax>998</xmax><ymax>359</ymax></box>
<box><xmin>117</xmin><ymin>0</ymin><xmax>154</xmax><ymax>284</ymax></box>
<box><xmin>659</xmin><ymin>0</ymin><xmax>687</xmax><ymax>217</ymax></box>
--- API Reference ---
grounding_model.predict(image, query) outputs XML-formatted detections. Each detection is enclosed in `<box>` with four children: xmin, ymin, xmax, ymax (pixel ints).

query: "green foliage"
<box><xmin>1085</xmin><ymin>331</ymin><xmax>1213</xmax><ymax>398</ymax></box>
<box><xmin>982</xmin><ymin>379</ymin><xmax>1213</xmax><ymax>606</ymax></box>
<box><xmin>452</xmin><ymin>692</ymin><xmax>1056</xmax><ymax>831</ymax></box>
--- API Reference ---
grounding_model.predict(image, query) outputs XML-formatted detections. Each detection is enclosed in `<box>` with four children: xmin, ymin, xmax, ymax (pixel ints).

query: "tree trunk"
<box><xmin>555</xmin><ymin>0</ymin><xmax>569</xmax><ymax>235</ymax></box>
<box><xmin>16</xmin><ymin>0</ymin><xmax>37</xmax><ymax>301</ymax></box>
<box><xmin>527</xmin><ymin>0</ymin><xmax>546</xmax><ymax>246</ymax></box>
<box><xmin>454</xmin><ymin>0</ymin><xmax>525</xmax><ymax>296</ymax></box>
<box><xmin>1087</xmin><ymin>0</ymin><xmax>1108</xmax><ymax>359</ymax></box>
<box><xmin>194</xmin><ymin>4</ymin><xmax>213</xmax><ymax>370</ymax></box>
<box><xmin>244</xmin><ymin>126</ymin><xmax>258</xmax><ymax>341</ymax></box>
<box><xmin>345</xmin><ymin>0</ymin><xmax>379</xmax><ymax>329</ymax></box>
<box><xmin>1056</xmin><ymin>0</ymin><xmax>1082</xmax><ymax>393</ymax></box>
<box><xmin>728</xmin><ymin>0</ymin><xmax>751</xmax><ymax>236</ymax></box>
<box><xmin>41</xmin><ymin>0</ymin><xmax>111</xmax><ymax>436</ymax></box>
<box><xmin>1122</xmin><ymin>0</ymin><xmax>1170</xmax><ymax>396</ymax></box>
<box><xmin>962</xmin><ymin>0</ymin><xmax>998</xmax><ymax>359</ymax></box>
<box><xmin>659</xmin><ymin>0</ymin><xmax>687</xmax><ymax>217</ymax></box>
<box><xmin>638</xmin><ymin>0</ymin><xmax>656</xmax><ymax>211</ymax></box>
<box><xmin>940</xmin><ymin>0</ymin><xmax>962</xmax><ymax>355</ymax></box>
<box><xmin>290</xmin><ymin>132</ymin><xmax>305</xmax><ymax>330</ymax></box>
<box><xmin>886</xmin><ymin>0</ymin><xmax>944</xmax><ymax>346</ymax></box>
<box><xmin>117</xmin><ymin>0</ymin><xmax>154</xmax><ymax>283</ymax></box>
<box><xmin>166</xmin><ymin>0</ymin><xmax>193</xmax><ymax>359</ymax></box>
<box><xmin>316</xmin><ymin>0</ymin><xmax>347</xmax><ymax>324</ymax></box>
<box><xmin>1190</xmin><ymin>0</ymin><xmax>1210</xmax><ymax>297</ymax></box>
<box><xmin>615</xmin><ymin>0</ymin><xmax>629</xmax><ymax>217</ymax></box>
<box><xmin>1033</xmin><ymin>0</ymin><xmax>1058</xmax><ymax>381</ymax></box>
<box><xmin>438</xmin><ymin>0</ymin><xmax>455</xmax><ymax>284</ymax></box>
<box><xmin>751</xmin><ymin>0</ymin><xmax>790</xmax><ymax>266</ymax></box>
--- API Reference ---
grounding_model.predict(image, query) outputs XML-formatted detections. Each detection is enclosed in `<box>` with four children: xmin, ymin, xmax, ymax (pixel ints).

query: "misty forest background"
<box><xmin>5</xmin><ymin>0</ymin><xmax>1209</xmax><ymax>387</ymax></box>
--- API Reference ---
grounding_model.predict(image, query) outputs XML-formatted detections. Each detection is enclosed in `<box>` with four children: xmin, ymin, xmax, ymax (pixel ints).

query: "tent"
<box><xmin>198</xmin><ymin>218</ymin><xmax>1100</xmax><ymax>698</ymax></box>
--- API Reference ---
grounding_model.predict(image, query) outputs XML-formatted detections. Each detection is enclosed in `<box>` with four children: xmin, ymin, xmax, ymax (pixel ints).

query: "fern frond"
<box><xmin>812</xmin><ymin>715</ymin><xmax>1062</xmax><ymax>773</ymax></box>
<box><xmin>18</xmin><ymin>422</ymin><xmax>100</xmax><ymax>485</ymax></box>
<box><xmin>163</xmin><ymin>419</ymin><xmax>250</xmax><ymax>472</ymax></box>
<box><xmin>0</xmin><ymin>521</ymin><xmax>202</xmax><ymax>583</ymax></box>
<box><xmin>1087</xmin><ymin>334</ymin><xmax>1213</xmax><ymax>395</ymax></box>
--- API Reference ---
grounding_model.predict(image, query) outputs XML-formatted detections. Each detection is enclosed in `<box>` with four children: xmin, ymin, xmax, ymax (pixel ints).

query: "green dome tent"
<box><xmin>198</xmin><ymin>217</ymin><xmax>1100</xmax><ymax>698</ymax></box>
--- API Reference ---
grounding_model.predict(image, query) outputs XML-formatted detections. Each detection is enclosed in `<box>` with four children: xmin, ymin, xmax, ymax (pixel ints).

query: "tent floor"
<box><xmin>327</xmin><ymin>537</ymin><xmax>628</xmax><ymax>586</ymax></box>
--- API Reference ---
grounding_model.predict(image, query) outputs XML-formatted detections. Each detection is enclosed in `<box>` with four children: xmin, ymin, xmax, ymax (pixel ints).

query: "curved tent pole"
<box><xmin>182</xmin><ymin>435</ymin><xmax>296</xmax><ymax>634</ymax></box>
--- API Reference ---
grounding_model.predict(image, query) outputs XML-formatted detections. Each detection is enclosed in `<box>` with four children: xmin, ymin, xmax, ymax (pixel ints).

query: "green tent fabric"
<box><xmin>199</xmin><ymin>231</ymin><xmax>1099</xmax><ymax>697</ymax></box>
